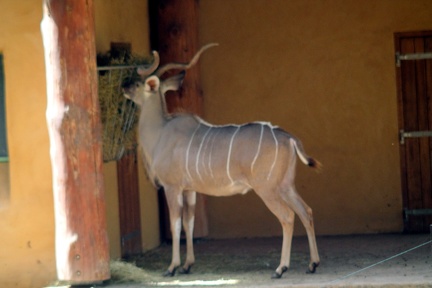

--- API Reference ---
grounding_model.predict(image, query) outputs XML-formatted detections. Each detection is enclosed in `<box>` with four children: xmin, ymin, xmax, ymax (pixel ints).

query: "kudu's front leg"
<box><xmin>179</xmin><ymin>191</ymin><xmax>196</xmax><ymax>274</ymax></box>
<box><xmin>163</xmin><ymin>187</ymin><xmax>183</xmax><ymax>277</ymax></box>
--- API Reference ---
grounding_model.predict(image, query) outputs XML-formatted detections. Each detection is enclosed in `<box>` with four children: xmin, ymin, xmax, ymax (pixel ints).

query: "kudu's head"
<box><xmin>123</xmin><ymin>43</ymin><xmax>218</xmax><ymax>106</ymax></box>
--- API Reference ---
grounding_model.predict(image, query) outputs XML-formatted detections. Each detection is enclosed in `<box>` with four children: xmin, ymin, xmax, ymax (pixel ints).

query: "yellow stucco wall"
<box><xmin>0</xmin><ymin>1</ymin><xmax>157</xmax><ymax>287</ymax></box>
<box><xmin>198</xmin><ymin>0</ymin><xmax>432</xmax><ymax>238</ymax></box>
<box><xmin>0</xmin><ymin>1</ymin><xmax>55</xmax><ymax>287</ymax></box>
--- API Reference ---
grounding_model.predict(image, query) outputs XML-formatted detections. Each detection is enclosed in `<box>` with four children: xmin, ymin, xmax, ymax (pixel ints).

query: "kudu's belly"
<box><xmin>191</xmin><ymin>181</ymin><xmax>253</xmax><ymax>197</ymax></box>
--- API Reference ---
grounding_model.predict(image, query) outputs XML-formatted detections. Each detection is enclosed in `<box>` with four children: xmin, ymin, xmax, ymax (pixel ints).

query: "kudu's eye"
<box><xmin>122</xmin><ymin>79</ymin><xmax>140</xmax><ymax>90</ymax></box>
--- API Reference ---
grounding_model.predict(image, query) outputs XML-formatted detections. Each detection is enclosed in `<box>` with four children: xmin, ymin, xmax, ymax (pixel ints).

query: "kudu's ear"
<box><xmin>161</xmin><ymin>72</ymin><xmax>185</xmax><ymax>95</ymax></box>
<box><xmin>145</xmin><ymin>75</ymin><xmax>160</xmax><ymax>93</ymax></box>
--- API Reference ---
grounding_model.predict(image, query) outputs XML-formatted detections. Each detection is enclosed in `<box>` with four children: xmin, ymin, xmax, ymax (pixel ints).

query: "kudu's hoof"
<box><xmin>306</xmin><ymin>262</ymin><xmax>319</xmax><ymax>274</ymax></box>
<box><xmin>178</xmin><ymin>265</ymin><xmax>193</xmax><ymax>274</ymax></box>
<box><xmin>163</xmin><ymin>268</ymin><xmax>176</xmax><ymax>277</ymax></box>
<box><xmin>271</xmin><ymin>266</ymin><xmax>288</xmax><ymax>279</ymax></box>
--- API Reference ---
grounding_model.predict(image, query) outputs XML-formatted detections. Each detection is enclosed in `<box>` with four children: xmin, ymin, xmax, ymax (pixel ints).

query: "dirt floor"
<box><xmin>52</xmin><ymin>233</ymin><xmax>432</xmax><ymax>288</ymax></box>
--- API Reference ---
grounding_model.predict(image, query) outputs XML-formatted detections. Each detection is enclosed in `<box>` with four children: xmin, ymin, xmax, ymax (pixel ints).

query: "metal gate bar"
<box><xmin>396</xmin><ymin>52</ymin><xmax>432</xmax><ymax>67</ymax></box>
<box><xmin>399</xmin><ymin>129</ymin><xmax>432</xmax><ymax>144</ymax></box>
<box><xmin>404</xmin><ymin>208</ymin><xmax>432</xmax><ymax>223</ymax></box>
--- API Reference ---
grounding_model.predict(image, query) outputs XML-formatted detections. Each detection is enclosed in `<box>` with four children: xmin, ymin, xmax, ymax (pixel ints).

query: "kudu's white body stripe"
<box><xmin>251</xmin><ymin>123</ymin><xmax>264</xmax><ymax>173</ymax></box>
<box><xmin>267</xmin><ymin>126</ymin><xmax>279</xmax><ymax>180</ymax></box>
<box><xmin>185</xmin><ymin>123</ymin><xmax>201</xmax><ymax>181</ymax></box>
<box><xmin>195</xmin><ymin>126</ymin><xmax>212</xmax><ymax>182</ymax></box>
<box><xmin>226</xmin><ymin>125</ymin><xmax>241</xmax><ymax>184</ymax></box>
<box><xmin>206</xmin><ymin>128</ymin><xmax>220</xmax><ymax>180</ymax></box>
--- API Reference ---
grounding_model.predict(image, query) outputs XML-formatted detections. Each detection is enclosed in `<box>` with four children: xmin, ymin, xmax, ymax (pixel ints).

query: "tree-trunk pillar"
<box><xmin>41</xmin><ymin>0</ymin><xmax>110</xmax><ymax>283</ymax></box>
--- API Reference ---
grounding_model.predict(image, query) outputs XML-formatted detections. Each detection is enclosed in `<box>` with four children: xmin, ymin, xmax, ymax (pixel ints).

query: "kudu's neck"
<box><xmin>138</xmin><ymin>91</ymin><xmax>167</xmax><ymax>155</ymax></box>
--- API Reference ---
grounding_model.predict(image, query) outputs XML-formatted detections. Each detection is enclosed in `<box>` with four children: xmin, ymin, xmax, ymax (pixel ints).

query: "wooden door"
<box><xmin>395</xmin><ymin>31</ymin><xmax>432</xmax><ymax>233</ymax></box>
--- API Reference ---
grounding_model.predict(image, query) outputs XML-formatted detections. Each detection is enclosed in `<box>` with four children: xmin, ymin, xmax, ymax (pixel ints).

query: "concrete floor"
<box><xmin>51</xmin><ymin>233</ymin><xmax>432</xmax><ymax>288</ymax></box>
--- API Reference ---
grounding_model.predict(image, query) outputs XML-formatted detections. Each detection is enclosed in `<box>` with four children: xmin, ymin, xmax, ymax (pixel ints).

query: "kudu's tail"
<box><xmin>290</xmin><ymin>138</ymin><xmax>322</xmax><ymax>172</ymax></box>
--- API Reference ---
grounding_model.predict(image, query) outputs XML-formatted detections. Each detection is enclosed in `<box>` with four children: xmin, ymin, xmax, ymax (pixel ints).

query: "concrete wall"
<box><xmin>0</xmin><ymin>1</ymin><xmax>157</xmax><ymax>287</ymax></box>
<box><xmin>198</xmin><ymin>0</ymin><xmax>432</xmax><ymax>238</ymax></box>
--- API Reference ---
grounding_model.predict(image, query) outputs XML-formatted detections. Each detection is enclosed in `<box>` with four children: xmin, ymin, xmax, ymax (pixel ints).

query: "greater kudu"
<box><xmin>123</xmin><ymin>44</ymin><xmax>321</xmax><ymax>279</ymax></box>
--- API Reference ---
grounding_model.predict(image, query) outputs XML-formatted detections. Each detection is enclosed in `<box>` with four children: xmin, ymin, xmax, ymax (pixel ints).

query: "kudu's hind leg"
<box><xmin>273</xmin><ymin>206</ymin><xmax>296</xmax><ymax>279</ymax></box>
<box><xmin>282</xmin><ymin>187</ymin><xmax>320</xmax><ymax>273</ymax></box>
<box><xmin>257</xmin><ymin>193</ymin><xmax>296</xmax><ymax>279</ymax></box>
<box><xmin>179</xmin><ymin>191</ymin><xmax>196</xmax><ymax>274</ymax></box>
<box><xmin>163</xmin><ymin>187</ymin><xmax>183</xmax><ymax>277</ymax></box>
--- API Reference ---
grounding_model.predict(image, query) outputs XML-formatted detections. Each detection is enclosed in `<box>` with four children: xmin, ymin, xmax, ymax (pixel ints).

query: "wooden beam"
<box><xmin>41</xmin><ymin>0</ymin><xmax>110</xmax><ymax>283</ymax></box>
<box><xmin>150</xmin><ymin>0</ymin><xmax>209</xmax><ymax>239</ymax></box>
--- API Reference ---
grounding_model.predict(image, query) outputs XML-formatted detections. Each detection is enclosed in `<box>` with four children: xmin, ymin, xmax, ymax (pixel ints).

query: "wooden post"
<box><xmin>150</xmin><ymin>0</ymin><xmax>209</xmax><ymax>238</ymax></box>
<box><xmin>41</xmin><ymin>0</ymin><xmax>110</xmax><ymax>283</ymax></box>
<box><xmin>151</xmin><ymin>0</ymin><xmax>202</xmax><ymax>114</ymax></box>
<box><xmin>117</xmin><ymin>151</ymin><xmax>143</xmax><ymax>257</ymax></box>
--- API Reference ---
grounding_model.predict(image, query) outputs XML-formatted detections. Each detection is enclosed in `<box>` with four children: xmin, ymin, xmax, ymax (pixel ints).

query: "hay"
<box><xmin>97</xmin><ymin>53</ymin><xmax>150</xmax><ymax>162</ymax></box>
<box><xmin>45</xmin><ymin>260</ymin><xmax>156</xmax><ymax>287</ymax></box>
<box><xmin>109</xmin><ymin>259</ymin><xmax>157</xmax><ymax>284</ymax></box>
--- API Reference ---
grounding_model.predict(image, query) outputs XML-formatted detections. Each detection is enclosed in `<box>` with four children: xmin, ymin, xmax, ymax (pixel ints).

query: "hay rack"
<box><xmin>97</xmin><ymin>64</ymin><xmax>143</xmax><ymax>162</ymax></box>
